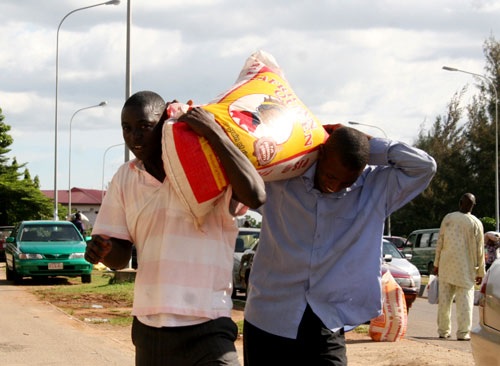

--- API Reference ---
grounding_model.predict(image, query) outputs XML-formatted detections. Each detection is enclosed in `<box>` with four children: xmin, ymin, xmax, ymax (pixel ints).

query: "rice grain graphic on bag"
<box><xmin>162</xmin><ymin>50</ymin><xmax>328</xmax><ymax>224</ymax></box>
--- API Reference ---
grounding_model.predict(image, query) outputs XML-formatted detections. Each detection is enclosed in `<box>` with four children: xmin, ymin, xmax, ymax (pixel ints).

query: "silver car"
<box><xmin>471</xmin><ymin>258</ymin><xmax>500</xmax><ymax>366</ymax></box>
<box><xmin>383</xmin><ymin>239</ymin><xmax>422</xmax><ymax>291</ymax></box>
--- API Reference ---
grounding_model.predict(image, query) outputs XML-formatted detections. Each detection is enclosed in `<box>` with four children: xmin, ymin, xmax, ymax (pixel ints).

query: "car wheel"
<box><xmin>6</xmin><ymin>264</ymin><xmax>13</xmax><ymax>281</ymax></box>
<box><xmin>12</xmin><ymin>265</ymin><xmax>22</xmax><ymax>284</ymax></box>
<box><xmin>244</xmin><ymin>270</ymin><xmax>251</xmax><ymax>298</ymax></box>
<box><xmin>81</xmin><ymin>274</ymin><xmax>92</xmax><ymax>283</ymax></box>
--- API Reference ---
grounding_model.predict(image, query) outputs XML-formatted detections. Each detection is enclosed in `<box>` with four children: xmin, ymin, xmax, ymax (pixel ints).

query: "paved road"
<box><xmin>0</xmin><ymin>264</ymin><xmax>134</xmax><ymax>366</ymax></box>
<box><xmin>0</xmin><ymin>263</ymin><xmax>477</xmax><ymax>365</ymax></box>
<box><xmin>406</xmin><ymin>296</ymin><xmax>478</xmax><ymax>352</ymax></box>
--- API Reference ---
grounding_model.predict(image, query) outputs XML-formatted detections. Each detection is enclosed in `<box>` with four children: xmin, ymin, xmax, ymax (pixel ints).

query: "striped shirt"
<box><xmin>93</xmin><ymin>159</ymin><xmax>238</xmax><ymax>327</ymax></box>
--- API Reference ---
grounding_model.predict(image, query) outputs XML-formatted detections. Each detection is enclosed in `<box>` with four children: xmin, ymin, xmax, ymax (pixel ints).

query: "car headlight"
<box><xmin>69</xmin><ymin>253</ymin><xmax>85</xmax><ymax>259</ymax></box>
<box><xmin>19</xmin><ymin>253</ymin><xmax>43</xmax><ymax>259</ymax></box>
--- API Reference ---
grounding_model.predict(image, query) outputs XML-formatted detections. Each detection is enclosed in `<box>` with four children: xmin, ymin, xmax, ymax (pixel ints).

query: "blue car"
<box><xmin>5</xmin><ymin>220</ymin><xmax>93</xmax><ymax>284</ymax></box>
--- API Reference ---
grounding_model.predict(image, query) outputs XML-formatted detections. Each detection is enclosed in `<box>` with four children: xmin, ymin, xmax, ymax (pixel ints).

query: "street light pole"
<box><xmin>68</xmin><ymin>101</ymin><xmax>107</xmax><ymax>218</ymax></box>
<box><xmin>442</xmin><ymin>66</ymin><xmax>499</xmax><ymax>232</ymax></box>
<box><xmin>101</xmin><ymin>143</ymin><xmax>125</xmax><ymax>202</ymax></box>
<box><xmin>53</xmin><ymin>0</ymin><xmax>120</xmax><ymax>221</ymax></box>
<box><xmin>124</xmin><ymin>0</ymin><xmax>131</xmax><ymax>163</ymax></box>
<box><xmin>348</xmin><ymin>121</ymin><xmax>392</xmax><ymax>236</ymax></box>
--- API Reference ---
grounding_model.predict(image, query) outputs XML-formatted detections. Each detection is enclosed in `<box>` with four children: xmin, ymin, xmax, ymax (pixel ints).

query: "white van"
<box><xmin>402</xmin><ymin>228</ymin><xmax>440</xmax><ymax>275</ymax></box>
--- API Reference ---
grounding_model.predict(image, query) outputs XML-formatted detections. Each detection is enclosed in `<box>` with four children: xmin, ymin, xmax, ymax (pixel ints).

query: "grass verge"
<box><xmin>30</xmin><ymin>270</ymin><xmax>135</xmax><ymax>326</ymax></box>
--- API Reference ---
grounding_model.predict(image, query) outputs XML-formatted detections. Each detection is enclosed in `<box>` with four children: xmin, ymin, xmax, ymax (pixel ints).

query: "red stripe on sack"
<box><xmin>172</xmin><ymin>122</ymin><xmax>225</xmax><ymax>203</ymax></box>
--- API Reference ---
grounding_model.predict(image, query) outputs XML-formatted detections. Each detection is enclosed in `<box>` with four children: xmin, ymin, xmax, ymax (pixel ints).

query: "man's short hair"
<box><xmin>124</xmin><ymin>91</ymin><xmax>166</xmax><ymax>117</ymax></box>
<box><xmin>324</xmin><ymin>127</ymin><xmax>369</xmax><ymax>171</ymax></box>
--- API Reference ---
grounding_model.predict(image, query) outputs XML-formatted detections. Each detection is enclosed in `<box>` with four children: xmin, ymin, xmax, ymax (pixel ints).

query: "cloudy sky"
<box><xmin>1</xmin><ymin>0</ymin><xmax>500</xmax><ymax>192</ymax></box>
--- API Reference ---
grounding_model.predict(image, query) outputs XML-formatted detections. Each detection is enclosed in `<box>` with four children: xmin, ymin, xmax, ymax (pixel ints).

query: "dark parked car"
<box><xmin>5</xmin><ymin>220</ymin><xmax>93</xmax><ymax>284</ymax></box>
<box><xmin>131</xmin><ymin>245</ymin><xmax>137</xmax><ymax>269</ymax></box>
<box><xmin>402</xmin><ymin>228</ymin><xmax>440</xmax><ymax>275</ymax></box>
<box><xmin>238</xmin><ymin>239</ymin><xmax>259</xmax><ymax>296</ymax></box>
<box><xmin>232</xmin><ymin>227</ymin><xmax>260</xmax><ymax>297</ymax></box>
<box><xmin>0</xmin><ymin>226</ymin><xmax>14</xmax><ymax>262</ymax></box>
<box><xmin>383</xmin><ymin>235</ymin><xmax>407</xmax><ymax>250</ymax></box>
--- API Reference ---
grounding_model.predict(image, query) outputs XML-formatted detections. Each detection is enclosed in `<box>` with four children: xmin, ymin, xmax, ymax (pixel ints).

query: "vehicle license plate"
<box><xmin>48</xmin><ymin>262</ymin><xmax>63</xmax><ymax>270</ymax></box>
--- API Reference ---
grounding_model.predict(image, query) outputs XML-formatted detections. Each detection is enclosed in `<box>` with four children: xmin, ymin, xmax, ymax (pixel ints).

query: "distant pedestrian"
<box><xmin>484</xmin><ymin>231</ymin><xmax>500</xmax><ymax>271</ymax></box>
<box><xmin>71</xmin><ymin>212</ymin><xmax>85</xmax><ymax>236</ymax></box>
<box><xmin>433</xmin><ymin>193</ymin><xmax>485</xmax><ymax>341</ymax></box>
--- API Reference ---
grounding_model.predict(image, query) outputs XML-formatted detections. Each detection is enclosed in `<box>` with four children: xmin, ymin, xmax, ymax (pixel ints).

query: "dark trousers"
<box><xmin>132</xmin><ymin>316</ymin><xmax>240</xmax><ymax>366</ymax></box>
<box><xmin>243</xmin><ymin>305</ymin><xmax>347</xmax><ymax>366</ymax></box>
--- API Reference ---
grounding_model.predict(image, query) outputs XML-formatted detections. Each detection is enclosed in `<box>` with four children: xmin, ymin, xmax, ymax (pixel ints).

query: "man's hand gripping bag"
<box><xmin>162</xmin><ymin>50</ymin><xmax>328</xmax><ymax>224</ymax></box>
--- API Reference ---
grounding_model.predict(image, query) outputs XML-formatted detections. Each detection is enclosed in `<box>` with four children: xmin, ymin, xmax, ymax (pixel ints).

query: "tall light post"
<box><xmin>442</xmin><ymin>66</ymin><xmax>499</xmax><ymax>232</ymax></box>
<box><xmin>125</xmin><ymin>0</ymin><xmax>132</xmax><ymax>163</ymax></box>
<box><xmin>348</xmin><ymin>121</ymin><xmax>392</xmax><ymax>236</ymax></box>
<box><xmin>68</xmin><ymin>101</ymin><xmax>107</xmax><ymax>218</ymax></box>
<box><xmin>102</xmin><ymin>143</ymin><xmax>125</xmax><ymax>202</ymax></box>
<box><xmin>53</xmin><ymin>0</ymin><xmax>120</xmax><ymax>221</ymax></box>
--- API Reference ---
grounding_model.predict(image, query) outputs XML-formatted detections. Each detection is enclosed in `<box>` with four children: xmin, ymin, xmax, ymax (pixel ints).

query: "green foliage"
<box><xmin>480</xmin><ymin>217</ymin><xmax>496</xmax><ymax>232</ymax></box>
<box><xmin>0</xmin><ymin>109</ymin><xmax>13</xmax><ymax>170</ymax></box>
<box><xmin>393</xmin><ymin>36</ymin><xmax>500</xmax><ymax>235</ymax></box>
<box><xmin>394</xmin><ymin>90</ymin><xmax>468</xmax><ymax>235</ymax></box>
<box><xmin>0</xmin><ymin>108</ymin><xmax>53</xmax><ymax>225</ymax></box>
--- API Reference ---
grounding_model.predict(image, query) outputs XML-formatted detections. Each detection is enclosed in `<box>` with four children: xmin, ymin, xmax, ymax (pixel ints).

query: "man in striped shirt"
<box><xmin>85</xmin><ymin>91</ymin><xmax>265</xmax><ymax>365</ymax></box>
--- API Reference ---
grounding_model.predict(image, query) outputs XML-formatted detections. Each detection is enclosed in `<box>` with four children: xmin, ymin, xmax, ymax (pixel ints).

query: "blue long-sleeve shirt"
<box><xmin>244</xmin><ymin>137</ymin><xmax>436</xmax><ymax>338</ymax></box>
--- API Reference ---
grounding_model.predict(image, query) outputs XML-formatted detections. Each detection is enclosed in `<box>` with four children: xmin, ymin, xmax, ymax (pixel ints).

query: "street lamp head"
<box><xmin>442</xmin><ymin>66</ymin><xmax>458</xmax><ymax>72</ymax></box>
<box><xmin>347</xmin><ymin>120</ymin><xmax>388</xmax><ymax>138</ymax></box>
<box><xmin>68</xmin><ymin>101</ymin><xmax>109</xmax><ymax>216</ymax></box>
<box><xmin>106</xmin><ymin>0</ymin><xmax>120</xmax><ymax>5</ymax></box>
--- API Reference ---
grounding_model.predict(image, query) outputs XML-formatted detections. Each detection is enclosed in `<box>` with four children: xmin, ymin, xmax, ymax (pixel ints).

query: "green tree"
<box><xmin>463</xmin><ymin>35</ymin><xmax>500</xmax><ymax>220</ymax></box>
<box><xmin>0</xmin><ymin>108</ymin><xmax>53</xmax><ymax>225</ymax></box>
<box><xmin>393</xmin><ymin>36</ymin><xmax>500</xmax><ymax>235</ymax></box>
<box><xmin>393</xmin><ymin>90</ymin><xmax>468</xmax><ymax>234</ymax></box>
<box><xmin>0</xmin><ymin>111</ymin><xmax>13</xmax><ymax>170</ymax></box>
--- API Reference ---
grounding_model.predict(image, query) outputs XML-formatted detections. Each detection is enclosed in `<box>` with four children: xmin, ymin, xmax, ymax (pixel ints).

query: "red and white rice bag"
<box><xmin>369</xmin><ymin>270</ymin><xmax>408</xmax><ymax>342</ymax></box>
<box><xmin>162</xmin><ymin>50</ymin><xmax>328</xmax><ymax>223</ymax></box>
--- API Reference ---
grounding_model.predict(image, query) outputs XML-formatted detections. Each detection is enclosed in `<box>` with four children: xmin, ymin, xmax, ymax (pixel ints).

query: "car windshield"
<box><xmin>383</xmin><ymin>240</ymin><xmax>405</xmax><ymax>259</ymax></box>
<box><xmin>21</xmin><ymin>225</ymin><xmax>81</xmax><ymax>242</ymax></box>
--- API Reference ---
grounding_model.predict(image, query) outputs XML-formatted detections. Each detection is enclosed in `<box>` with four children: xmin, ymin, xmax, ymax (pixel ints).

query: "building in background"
<box><xmin>41</xmin><ymin>188</ymin><xmax>103</xmax><ymax>226</ymax></box>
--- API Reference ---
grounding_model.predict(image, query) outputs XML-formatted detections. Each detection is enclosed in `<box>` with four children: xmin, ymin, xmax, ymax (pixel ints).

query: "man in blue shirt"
<box><xmin>243</xmin><ymin>125</ymin><xmax>436</xmax><ymax>365</ymax></box>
